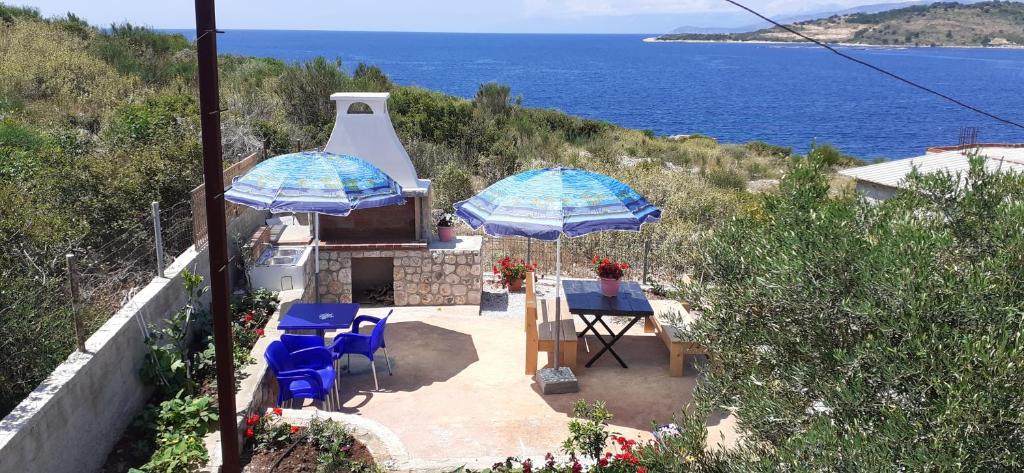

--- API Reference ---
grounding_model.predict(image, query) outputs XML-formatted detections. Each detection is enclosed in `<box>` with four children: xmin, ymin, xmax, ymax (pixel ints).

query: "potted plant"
<box><xmin>593</xmin><ymin>256</ymin><xmax>629</xmax><ymax>297</ymax></box>
<box><xmin>437</xmin><ymin>212</ymin><xmax>456</xmax><ymax>242</ymax></box>
<box><xmin>493</xmin><ymin>256</ymin><xmax>536</xmax><ymax>292</ymax></box>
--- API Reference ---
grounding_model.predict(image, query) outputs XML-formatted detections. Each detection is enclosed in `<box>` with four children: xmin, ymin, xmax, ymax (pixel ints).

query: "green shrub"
<box><xmin>811</xmin><ymin>142</ymin><xmax>863</xmax><ymax>167</ymax></box>
<box><xmin>405</xmin><ymin>138</ymin><xmax>475</xmax><ymax>180</ymax></box>
<box><xmin>252</xmin><ymin>120</ymin><xmax>293</xmax><ymax>155</ymax></box>
<box><xmin>473</xmin><ymin>82</ymin><xmax>514</xmax><ymax>116</ymax></box>
<box><xmin>352</xmin><ymin>63</ymin><xmax>392</xmax><ymax>91</ymax></box>
<box><xmin>139</xmin><ymin>270</ymin><xmax>210</xmax><ymax>398</ymax></box>
<box><xmin>105</xmin><ymin>93</ymin><xmax>196</xmax><ymax>147</ymax></box>
<box><xmin>744</xmin><ymin>140</ymin><xmax>792</xmax><ymax>158</ymax></box>
<box><xmin>0</xmin><ymin>19</ymin><xmax>136</xmax><ymax>119</ymax></box>
<box><xmin>0</xmin><ymin>4</ymin><xmax>41</xmax><ymax>23</ymax></box>
<box><xmin>277</xmin><ymin>56</ymin><xmax>348</xmax><ymax>141</ymax></box>
<box><xmin>141</xmin><ymin>393</ymin><xmax>217</xmax><ymax>473</ymax></box>
<box><xmin>306</xmin><ymin>416</ymin><xmax>376</xmax><ymax>472</ymax></box>
<box><xmin>562</xmin><ymin>400</ymin><xmax>612</xmax><ymax>462</ymax></box>
<box><xmin>389</xmin><ymin>86</ymin><xmax>475</xmax><ymax>150</ymax></box>
<box><xmin>433</xmin><ymin>163</ymin><xmax>475</xmax><ymax>212</ymax></box>
<box><xmin>704</xmin><ymin>167</ymin><xmax>747</xmax><ymax>190</ymax></box>
<box><xmin>684</xmin><ymin>153</ymin><xmax>1024</xmax><ymax>470</ymax></box>
<box><xmin>0</xmin><ymin>119</ymin><xmax>45</xmax><ymax>179</ymax></box>
<box><xmin>248</xmin><ymin>410</ymin><xmax>294</xmax><ymax>453</ymax></box>
<box><xmin>92</xmin><ymin>23</ymin><xmax>194</xmax><ymax>85</ymax></box>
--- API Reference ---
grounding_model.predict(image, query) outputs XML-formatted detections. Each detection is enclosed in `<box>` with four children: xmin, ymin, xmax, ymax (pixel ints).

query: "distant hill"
<box><xmin>669</xmin><ymin>1</ymin><xmax>929</xmax><ymax>34</ymax></box>
<box><xmin>655</xmin><ymin>1</ymin><xmax>1024</xmax><ymax>47</ymax></box>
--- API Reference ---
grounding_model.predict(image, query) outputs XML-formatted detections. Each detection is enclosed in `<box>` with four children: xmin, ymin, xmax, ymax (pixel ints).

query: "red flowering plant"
<box><xmin>592</xmin><ymin>256</ymin><xmax>629</xmax><ymax>280</ymax></box>
<box><xmin>487</xmin><ymin>453</ymin><xmax>584</xmax><ymax>473</ymax></box>
<box><xmin>229</xmin><ymin>289</ymin><xmax>279</xmax><ymax>353</ymax></box>
<box><xmin>246</xmin><ymin>407</ymin><xmax>298</xmax><ymax>452</ymax></box>
<box><xmin>492</xmin><ymin>256</ymin><xmax>537</xmax><ymax>289</ymax></box>
<box><xmin>230</xmin><ymin>288</ymin><xmax>279</xmax><ymax>327</ymax></box>
<box><xmin>598</xmin><ymin>435</ymin><xmax>650</xmax><ymax>473</ymax></box>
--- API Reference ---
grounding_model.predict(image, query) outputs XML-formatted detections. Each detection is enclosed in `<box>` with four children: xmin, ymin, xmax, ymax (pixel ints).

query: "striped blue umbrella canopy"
<box><xmin>225</xmin><ymin>151</ymin><xmax>405</xmax><ymax>216</ymax></box>
<box><xmin>454</xmin><ymin>167</ymin><xmax>661</xmax><ymax>241</ymax></box>
<box><xmin>225</xmin><ymin>151</ymin><xmax>405</xmax><ymax>302</ymax></box>
<box><xmin>454</xmin><ymin>167</ymin><xmax>660</xmax><ymax>377</ymax></box>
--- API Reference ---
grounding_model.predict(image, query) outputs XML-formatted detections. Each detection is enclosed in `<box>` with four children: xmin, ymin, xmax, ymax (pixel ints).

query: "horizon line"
<box><xmin>154</xmin><ymin>27</ymin><xmax>664</xmax><ymax>36</ymax></box>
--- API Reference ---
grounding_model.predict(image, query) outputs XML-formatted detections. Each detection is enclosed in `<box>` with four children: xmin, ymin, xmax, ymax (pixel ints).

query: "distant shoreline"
<box><xmin>641</xmin><ymin>37</ymin><xmax>1024</xmax><ymax>49</ymax></box>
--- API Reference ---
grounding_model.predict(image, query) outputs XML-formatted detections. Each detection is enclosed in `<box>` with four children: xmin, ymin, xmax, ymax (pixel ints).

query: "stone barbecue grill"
<box><xmin>314</xmin><ymin>92</ymin><xmax>482</xmax><ymax>306</ymax></box>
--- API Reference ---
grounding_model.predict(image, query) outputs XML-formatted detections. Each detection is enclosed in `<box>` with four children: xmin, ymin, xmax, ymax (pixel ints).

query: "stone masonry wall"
<box><xmin>318</xmin><ymin>248</ymin><xmax>481</xmax><ymax>306</ymax></box>
<box><xmin>395</xmin><ymin>249</ymin><xmax>482</xmax><ymax>306</ymax></box>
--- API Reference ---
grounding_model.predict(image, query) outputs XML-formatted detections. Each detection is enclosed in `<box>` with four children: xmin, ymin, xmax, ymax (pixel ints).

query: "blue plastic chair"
<box><xmin>264</xmin><ymin>340</ymin><xmax>336</xmax><ymax>406</ymax></box>
<box><xmin>330</xmin><ymin>310</ymin><xmax>393</xmax><ymax>391</ymax></box>
<box><xmin>281</xmin><ymin>333</ymin><xmax>326</xmax><ymax>353</ymax></box>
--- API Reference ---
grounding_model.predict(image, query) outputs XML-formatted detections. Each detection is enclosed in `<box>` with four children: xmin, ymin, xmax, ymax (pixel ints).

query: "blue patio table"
<box><xmin>562</xmin><ymin>279</ymin><xmax>654</xmax><ymax>369</ymax></box>
<box><xmin>277</xmin><ymin>303</ymin><xmax>360</xmax><ymax>337</ymax></box>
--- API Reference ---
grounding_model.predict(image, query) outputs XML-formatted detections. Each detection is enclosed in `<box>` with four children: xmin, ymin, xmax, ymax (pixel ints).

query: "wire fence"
<box><xmin>481</xmin><ymin>231</ymin><xmax>668</xmax><ymax>284</ymax></box>
<box><xmin>0</xmin><ymin>196</ymin><xmax>197</xmax><ymax>416</ymax></box>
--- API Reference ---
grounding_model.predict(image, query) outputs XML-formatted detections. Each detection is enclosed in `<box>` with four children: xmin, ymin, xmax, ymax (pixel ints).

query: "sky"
<box><xmin>17</xmin><ymin>1</ymin><xmax>903</xmax><ymax>33</ymax></box>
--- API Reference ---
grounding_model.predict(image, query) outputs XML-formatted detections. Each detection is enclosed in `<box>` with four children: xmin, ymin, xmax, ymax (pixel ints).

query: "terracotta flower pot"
<box><xmin>438</xmin><ymin>226</ymin><xmax>456</xmax><ymax>242</ymax></box>
<box><xmin>600</xmin><ymin>277</ymin><xmax>621</xmax><ymax>297</ymax></box>
<box><xmin>508</xmin><ymin>277</ymin><xmax>524</xmax><ymax>292</ymax></box>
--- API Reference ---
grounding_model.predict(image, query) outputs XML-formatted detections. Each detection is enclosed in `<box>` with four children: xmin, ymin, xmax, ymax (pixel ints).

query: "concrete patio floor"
<box><xmin>287</xmin><ymin>301</ymin><xmax>736</xmax><ymax>468</ymax></box>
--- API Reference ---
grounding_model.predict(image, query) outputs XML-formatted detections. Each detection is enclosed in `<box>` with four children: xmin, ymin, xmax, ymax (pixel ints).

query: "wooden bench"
<box><xmin>525</xmin><ymin>272</ymin><xmax>577</xmax><ymax>374</ymax></box>
<box><xmin>644</xmin><ymin>302</ymin><xmax>705</xmax><ymax>377</ymax></box>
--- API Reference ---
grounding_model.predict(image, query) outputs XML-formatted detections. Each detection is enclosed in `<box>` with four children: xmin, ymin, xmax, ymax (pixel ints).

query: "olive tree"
<box><xmin>684</xmin><ymin>151</ymin><xmax>1024</xmax><ymax>471</ymax></box>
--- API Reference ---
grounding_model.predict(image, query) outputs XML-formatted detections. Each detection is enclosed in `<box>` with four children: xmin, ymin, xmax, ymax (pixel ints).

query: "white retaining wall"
<box><xmin>0</xmin><ymin>209</ymin><xmax>268</xmax><ymax>473</ymax></box>
<box><xmin>0</xmin><ymin>246</ymin><xmax>212</xmax><ymax>473</ymax></box>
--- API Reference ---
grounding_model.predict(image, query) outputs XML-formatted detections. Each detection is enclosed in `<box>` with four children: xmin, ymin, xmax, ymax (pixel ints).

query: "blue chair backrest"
<box><xmin>264</xmin><ymin>341</ymin><xmax>294</xmax><ymax>374</ymax></box>
<box><xmin>369</xmin><ymin>310</ymin><xmax>393</xmax><ymax>351</ymax></box>
<box><xmin>281</xmin><ymin>334</ymin><xmax>323</xmax><ymax>353</ymax></box>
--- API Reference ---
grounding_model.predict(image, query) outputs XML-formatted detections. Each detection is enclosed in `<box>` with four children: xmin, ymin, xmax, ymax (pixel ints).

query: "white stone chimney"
<box><xmin>323</xmin><ymin>92</ymin><xmax>430</xmax><ymax>196</ymax></box>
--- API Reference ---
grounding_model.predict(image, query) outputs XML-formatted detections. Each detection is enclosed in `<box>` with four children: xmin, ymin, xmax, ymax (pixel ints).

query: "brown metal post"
<box><xmin>65</xmin><ymin>253</ymin><xmax>86</xmax><ymax>352</ymax></box>
<box><xmin>194</xmin><ymin>1</ymin><xmax>240</xmax><ymax>472</ymax></box>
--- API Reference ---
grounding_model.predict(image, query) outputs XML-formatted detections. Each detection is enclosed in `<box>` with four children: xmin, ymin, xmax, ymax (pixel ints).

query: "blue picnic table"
<box><xmin>277</xmin><ymin>303</ymin><xmax>360</xmax><ymax>337</ymax></box>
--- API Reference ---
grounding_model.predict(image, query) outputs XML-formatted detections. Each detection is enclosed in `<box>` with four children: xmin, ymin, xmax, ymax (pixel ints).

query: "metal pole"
<box><xmin>152</xmin><ymin>201</ymin><xmax>166</xmax><ymax>278</ymax></box>
<box><xmin>66</xmin><ymin>254</ymin><xmax>86</xmax><ymax>352</ymax></box>
<box><xmin>526</xmin><ymin>237</ymin><xmax>532</xmax><ymax>265</ymax></box>
<box><xmin>553</xmin><ymin>237</ymin><xmax>561</xmax><ymax>369</ymax></box>
<box><xmin>642</xmin><ymin>238</ymin><xmax>650</xmax><ymax>285</ymax></box>
<box><xmin>314</xmin><ymin>213</ymin><xmax>321</xmax><ymax>303</ymax></box>
<box><xmin>194</xmin><ymin>1</ymin><xmax>240</xmax><ymax>471</ymax></box>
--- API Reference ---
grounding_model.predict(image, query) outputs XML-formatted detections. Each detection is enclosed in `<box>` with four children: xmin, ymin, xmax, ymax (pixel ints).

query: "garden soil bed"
<box><xmin>241</xmin><ymin>438</ymin><xmax>375</xmax><ymax>472</ymax></box>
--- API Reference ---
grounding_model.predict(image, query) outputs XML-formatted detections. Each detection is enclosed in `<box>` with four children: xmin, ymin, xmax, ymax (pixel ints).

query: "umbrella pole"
<box><xmin>554</xmin><ymin>236</ymin><xmax>561</xmax><ymax>369</ymax></box>
<box><xmin>314</xmin><ymin>213</ymin><xmax>321</xmax><ymax>303</ymax></box>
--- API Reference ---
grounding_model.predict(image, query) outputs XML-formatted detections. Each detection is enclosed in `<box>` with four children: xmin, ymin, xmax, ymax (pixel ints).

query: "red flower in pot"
<box><xmin>593</xmin><ymin>255</ymin><xmax>629</xmax><ymax>297</ymax></box>
<box><xmin>492</xmin><ymin>256</ymin><xmax>536</xmax><ymax>291</ymax></box>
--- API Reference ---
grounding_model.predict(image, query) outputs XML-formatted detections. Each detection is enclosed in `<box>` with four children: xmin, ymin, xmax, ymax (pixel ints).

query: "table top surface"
<box><xmin>278</xmin><ymin>303</ymin><xmax>360</xmax><ymax>330</ymax></box>
<box><xmin>561</xmin><ymin>279</ymin><xmax>654</xmax><ymax>317</ymax></box>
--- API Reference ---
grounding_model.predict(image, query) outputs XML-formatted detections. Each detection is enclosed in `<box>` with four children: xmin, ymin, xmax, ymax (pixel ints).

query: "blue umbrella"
<box><xmin>225</xmin><ymin>151</ymin><xmax>405</xmax><ymax>215</ymax></box>
<box><xmin>454</xmin><ymin>167</ymin><xmax>661</xmax><ymax>240</ymax></box>
<box><xmin>454</xmin><ymin>167</ymin><xmax>661</xmax><ymax>371</ymax></box>
<box><xmin>225</xmin><ymin>151</ymin><xmax>405</xmax><ymax>301</ymax></box>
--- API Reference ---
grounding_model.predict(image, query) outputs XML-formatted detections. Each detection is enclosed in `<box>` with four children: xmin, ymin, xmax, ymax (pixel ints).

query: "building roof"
<box><xmin>839</xmin><ymin>146</ymin><xmax>1024</xmax><ymax>189</ymax></box>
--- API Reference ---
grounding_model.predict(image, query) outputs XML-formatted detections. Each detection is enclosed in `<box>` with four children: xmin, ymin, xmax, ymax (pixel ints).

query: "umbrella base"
<box><xmin>536</xmin><ymin>367</ymin><xmax>579</xmax><ymax>394</ymax></box>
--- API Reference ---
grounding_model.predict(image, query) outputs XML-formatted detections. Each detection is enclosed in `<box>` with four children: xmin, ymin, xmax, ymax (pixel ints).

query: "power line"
<box><xmin>720</xmin><ymin>0</ymin><xmax>1024</xmax><ymax>131</ymax></box>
